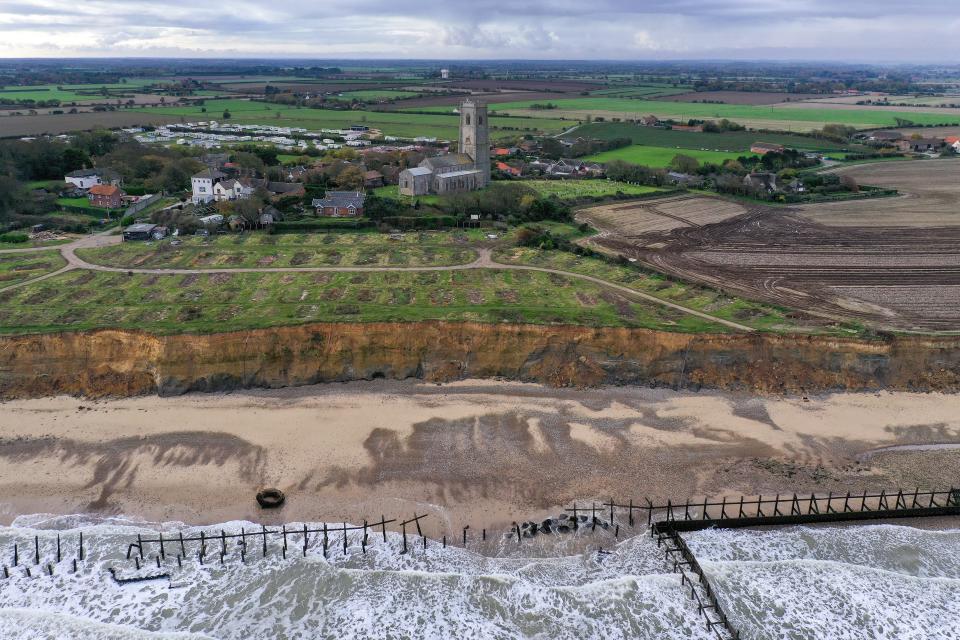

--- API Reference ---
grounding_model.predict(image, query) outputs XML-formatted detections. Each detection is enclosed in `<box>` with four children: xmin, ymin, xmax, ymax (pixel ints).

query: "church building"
<box><xmin>399</xmin><ymin>98</ymin><xmax>491</xmax><ymax>196</ymax></box>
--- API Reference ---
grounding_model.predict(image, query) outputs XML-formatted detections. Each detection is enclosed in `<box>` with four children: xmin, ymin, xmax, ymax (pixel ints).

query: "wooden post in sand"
<box><xmin>381</xmin><ymin>516</ymin><xmax>388</xmax><ymax>543</ymax></box>
<box><xmin>262</xmin><ymin>525</ymin><xmax>268</xmax><ymax>558</ymax></box>
<box><xmin>56</xmin><ymin>534</ymin><xmax>61</xmax><ymax>563</ymax></box>
<box><xmin>158</xmin><ymin>533</ymin><xmax>165</xmax><ymax>560</ymax></box>
<box><xmin>79</xmin><ymin>532</ymin><xmax>84</xmax><ymax>561</ymax></box>
<box><xmin>179</xmin><ymin>532</ymin><xmax>185</xmax><ymax>557</ymax></box>
<box><xmin>221</xmin><ymin>531</ymin><xmax>227</xmax><ymax>558</ymax></box>
<box><xmin>342</xmin><ymin>523</ymin><xmax>348</xmax><ymax>555</ymax></box>
<box><xmin>303</xmin><ymin>524</ymin><xmax>308</xmax><ymax>557</ymax></box>
<box><xmin>34</xmin><ymin>536</ymin><xmax>39</xmax><ymax>565</ymax></box>
<box><xmin>12</xmin><ymin>543</ymin><xmax>17</xmax><ymax>567</ymax></box>
<box><xmin>401</xmin><ymin>522</ymin><xmax>407</xmax><ymax>554</ymax></box>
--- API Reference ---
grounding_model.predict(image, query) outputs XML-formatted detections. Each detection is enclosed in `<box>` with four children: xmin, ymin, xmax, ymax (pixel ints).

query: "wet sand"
<box><xmin>1</xmin><ymin>380</ymin><xmax>959</xmax><ymax>534</ymax></box>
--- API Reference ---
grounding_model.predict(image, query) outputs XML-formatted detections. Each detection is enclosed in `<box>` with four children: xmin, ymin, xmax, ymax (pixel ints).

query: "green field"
<box><xmin>584</xmin><ymin>146</ymin><xmax>754</xmax><ymax>167</ymax></box>
<box><xmin>0</xmin><ymin>79</ymin><xmax>163</xmax><ymax>103</ymax></box>
<box><xmin>336</xmin><ymin>89</ymin><xmax>422</xmax><ymax>101</ymax></box>
<box><xmin>0</xmin><ymin>267</ymin><xmax>730</xmax><ymax>335</ymax></box>
<box><xmin>523</xmin><ymin>180</ymin><xmax>666</xmax><ymax>198</ymax></box>
<box><xmin>481</xmin><ymin>97</ymin><xmax>960</xmax><ymax>129</ymax></box>
<box><xmin>0</xmin><ymin>251</ymin><xmax>67</xmax><ymax>287</ymax></box>
<box><xmin>564</xmin><ymin>122</ymin><xmax>869</xmax><ymax>153</ymax></box>
<box><xmin>78</xmin><ymin>232</ymin><xmax>479</xmax><ymax>269</ymax></box>
<box><xmin>136</xmin><ymin>99</ymin><xmax>568</xmax><ymax>140</ymax></box>
<box><xmin>375</xmin><ymin>179</ymin><xmax>663</xmax><ymax>204</ymax></box>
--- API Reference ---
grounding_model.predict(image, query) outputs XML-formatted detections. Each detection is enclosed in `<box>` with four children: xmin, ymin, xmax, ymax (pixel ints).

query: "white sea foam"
<box><xmin>0</xmin><ymin>517</ymin><xmax>956</xmax><ymax>639</ymax></box>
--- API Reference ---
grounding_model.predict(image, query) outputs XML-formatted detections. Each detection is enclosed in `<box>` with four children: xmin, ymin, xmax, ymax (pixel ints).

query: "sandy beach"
<box><xmin>1</xmin><ymin>380</ymin><xmax>959</xmax><ymax>534</ymax></box>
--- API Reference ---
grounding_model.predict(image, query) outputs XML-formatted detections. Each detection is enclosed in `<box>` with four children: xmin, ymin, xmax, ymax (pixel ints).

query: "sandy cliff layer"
<box><xmin>1</xmin><ymin>322</ymin><xmax>959</xmax><ymax>398</ymax></box>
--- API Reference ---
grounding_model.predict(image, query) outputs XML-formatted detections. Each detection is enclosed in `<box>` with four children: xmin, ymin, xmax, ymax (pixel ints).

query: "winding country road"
<box><xmin>1</xmin><ymin>231</ymin><xmax>754</xmax><ymax>332</ymax></box>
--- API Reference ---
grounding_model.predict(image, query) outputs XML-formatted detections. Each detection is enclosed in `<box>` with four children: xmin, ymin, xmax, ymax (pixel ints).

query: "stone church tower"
<box><xmin>459</xmin><ymin>98</ymin><xmax>490</xmax><ymax>186</ymax></box>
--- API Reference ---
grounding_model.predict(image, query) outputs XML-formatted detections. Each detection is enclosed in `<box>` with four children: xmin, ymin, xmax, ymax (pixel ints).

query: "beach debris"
<box><xmin>256</xmin><ymin>488</ymin><xmax>285</xmax><ymax>509</ymax></box>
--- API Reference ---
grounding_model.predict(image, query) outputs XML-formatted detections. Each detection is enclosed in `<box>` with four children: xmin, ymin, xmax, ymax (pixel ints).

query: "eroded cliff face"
<box><xmin>1</xmin><ymin>322</ymin><xmax>959</xmax><ymax>398</ymax></box>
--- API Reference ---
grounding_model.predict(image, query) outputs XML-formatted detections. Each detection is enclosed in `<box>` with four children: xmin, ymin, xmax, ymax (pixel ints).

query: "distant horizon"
<box><xmin>2</xmin><ymin>1</ymin><xmax>957</xmax><ymax>64</ymax></box>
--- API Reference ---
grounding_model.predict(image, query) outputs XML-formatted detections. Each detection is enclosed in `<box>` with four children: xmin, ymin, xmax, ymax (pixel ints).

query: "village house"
<box><xmin>312</xmin><ymin>191</ymin><xmax>366</xmax><ymax>217</ymax></box>
<box><xmin>64</xmin><ymin>168</ymin><xmax>121</xmax><ymax>190</ymax></box>
<box><xmin>750</xmin><ymin>142</ymin><xmax>786</xmax><ymax>155</ymax></box>
<box><xmin>87</xmin><ymin>184</ymin><xmax>125</xmax><ymax>208</ymax></box>
<box><xmin>191</xmin><ymin>168</ymin><xmax>226</xmax><ymax>204</ymax></box>
<box><xmin>266</xmin><ymin>182</ymin><xmax>306</xmax><ymax>200</ymax></box>
<box><xmin>868</xmin><ymin>131</ymin><xmax>903</xmax><ymax>143</ymax></box>
<box><xmin>639</xmin><ymin>115</ymin><xmax>660</xmax><ymax>127</ymax></box>
<box><xmin>496</xmin><ymin>161</ymin><xmax>523</xmax><ymax>177</ymax></box>
<box><xmin>946</xmin><ymin>136</ymin><xmax>960</xmax><ymax>152</ymax></box>
<box><xmin>213</xmin><ymin>178</ymin><xmax>257</xmax><ymax>202</ymax></box>
<box><xmin>743</xmin><ymin>172</ymin><xmax>779</xmax><ymax>193</ymax></box>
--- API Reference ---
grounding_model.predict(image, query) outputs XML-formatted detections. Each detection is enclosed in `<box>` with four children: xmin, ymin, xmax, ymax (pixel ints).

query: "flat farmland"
<box><xmin>486</xmin><ymin>98</ymin><xmax>960</xmax><ymax>130</ymax></box>
<box><xmin>654</xmin><ymin>91</ymin><xmax>827</xmax><ymax>105</ymax></box>
<box><xmin>566</xmin><ymin>122</ymin><xmax>866</xmax><ymax>153</ymax></box>
<box><xmin>578</xmin><ymin>195</ymin><xmax>750</xmax><ymax>238</ymax></box>
<box><xmin>584</xmin><ymin>161</ymin><xmax>960</xmax><ymax>331</ymax></box>
<box><xmin>0</xmin><ymin>111</ymin><xmax>182</xmax><ymax>138</ymax></box>
<box><xmin>585</xmin><ymin>145</ymin><xmax>753</xmax><ymax>167</ymax></box>
<box><xmin>797</xmin><ymin>160</ymin><xmax>960</xmax><ymax>227</ymax></box>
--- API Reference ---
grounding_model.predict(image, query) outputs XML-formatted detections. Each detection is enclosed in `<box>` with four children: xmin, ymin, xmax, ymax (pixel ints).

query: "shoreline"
<box><xmin>1</xmin><ymin>379</ymin><xmax>959</xmax><ymax>532</ymax></box>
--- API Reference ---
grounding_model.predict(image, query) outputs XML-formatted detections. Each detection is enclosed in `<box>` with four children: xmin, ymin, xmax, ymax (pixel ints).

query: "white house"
<box><xmin>191</xmin><ymin>169</ymin><xmax>226</xmax><ymax>204</ymax></box>
<box><xmin>64</xmin><ymin>168</ymin><xmax>121</xmax><ymax>190</ymax></box>
<box><xmin>213</xmin><ymin>178</ymin><xmax>256</xmax><ymax>202</ymax></box>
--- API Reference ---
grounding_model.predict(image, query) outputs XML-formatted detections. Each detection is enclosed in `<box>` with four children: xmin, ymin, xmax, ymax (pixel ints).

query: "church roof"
<box><xmin>403</xmin><ymin>167</ymin><xmax>433</xmax><ymax>176</ymax></box>
<box><xmin>421</xmin><ymin>154</ymin><xmax>473</xmax><ymax>171</ymax></box>
<box><xmin>435</xmin><ymin>169</ymin><xmax>483</xmax><ymax>179</ymax></box>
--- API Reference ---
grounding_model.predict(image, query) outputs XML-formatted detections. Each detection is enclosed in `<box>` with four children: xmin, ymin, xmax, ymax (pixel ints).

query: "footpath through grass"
<box><xmin>0</xmin><ymin>267</ymin><xmax>731</xmax><ymax>335</ymax></box>
<box><xmin>493</xmin><ymin>246</ymin><xmax>858</xmax><ymax>335</ymax></box>
<box><xmin>0</xmin><ymin>251</ymin><xmax>67</xmax><ymax>287</ymax></box>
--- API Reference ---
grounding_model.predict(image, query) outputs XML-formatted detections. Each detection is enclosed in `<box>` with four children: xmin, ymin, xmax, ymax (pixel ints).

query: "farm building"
<box><xmin>896</xmin><ymin>138</ymin><xmax>943</xmax><ymax>153</ymax></box>
<box><xmin>123</xmin><ymin>223</ymin><xmax>158</xmax><ymax>241</ymax></box>
<box><xmin>312</xmin><ymin>191</ymin><xmax>366</xmax><ymax>217</ymax></box>
<box><xmin>750</xmin><ymin>142</ymin><xmax>786</xmax><ymax>155</ymax></box>
<box><xmin>87</xmin><ymin>184</ymin><xmax>125</xmax><ymax>208</ymax></box>
<box><xmin>398</xmin><ymin>98</ymin><xmax>490</xmax><ymax>196</ymax></box>
<box><xmin>363</xmin><ymin>170</ymin><xmax>385</xmax><ymax>188</ymax></box>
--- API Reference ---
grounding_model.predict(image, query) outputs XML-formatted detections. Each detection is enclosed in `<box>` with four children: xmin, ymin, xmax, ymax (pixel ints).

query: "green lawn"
<box><xmin>376</xmin><ymin>180</ymin><xmax>664</xmax><ymax>204</ymax></box>
<box><xmin>0</xmin><ymin>267</ymin><xmax>731</xmax><ymax>335</ymax></box>
<box><xmin>77</xmin><ymin>232</ymin><xmax>479</xmax><ymax>269</ymax></box>
<box><xmin>0</xmin><ymin>78</ymin><xmax>166</xmax><ymax>103</ymax></box>
<box><xmin>480</xmin><ymin>97</ymin><xmax>960</xmax><ymax>129</ymax></box>
<box><xmin>0</xmin><ymin>251</ymin><xmax>67</xmax><ymax>287</ymax></box>
<box><xmin>584</xmin><ymin>146</ymin><xmax>754</xmax><ymax>167</ymax></box>
<box><xmin>136</xmin><ymin>98</ymin><xmax>568</xmax><ymax>140</ymax></box>
<box><xmin>564</xmin><ymin>122</ymin><xmax>869</xmax><ymax>153</ymax></box>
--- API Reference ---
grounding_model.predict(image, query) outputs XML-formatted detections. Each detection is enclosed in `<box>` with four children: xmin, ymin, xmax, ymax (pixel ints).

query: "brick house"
<box><xmin>87</xmin><ymin>184</ymin><xmax>124</xmax><ymax>208</ymax></box>
<box><xmin>312</xmin><ymin>191</ymin><xmax>366</xmax><ymax>217</ymax></box>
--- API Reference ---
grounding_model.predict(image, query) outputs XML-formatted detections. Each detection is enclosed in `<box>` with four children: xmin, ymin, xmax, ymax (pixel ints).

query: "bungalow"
<box><xmin>87</xmin><ymin>184</ymin><xmax>125</xmax><ymax>209</ymax></box>
<box><xmin>946</xmin><ymin>136</ymin><xmax>960</xmax><ymax>152</ymax></box>
<box><xmin>750</xmin><ymin>142</ymin><xmax>786</xmax><ymax>155</ymax></box>
<box><xmin>639</xmin><ymin>115</ymin><xmax>660</xmax><ymax>127</ymax></box>
<box><xmin>869</xmin><ymin>131</ymin><xmax>903</xmax><ymax>142</ymax></box>
<box><xmin>312</xmin><ymin>191</ymin><xmax>366</xmax><ymax>217</ymax></box>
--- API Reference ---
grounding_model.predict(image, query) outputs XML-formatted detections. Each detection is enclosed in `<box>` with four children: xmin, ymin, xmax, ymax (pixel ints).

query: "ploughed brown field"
<box><xmin>441</xmin><ymin>79</ymin><xmax>601</xmax><ymax>93</ymax></box>
<box><xmin>654</xmin><ymin>90</ymin><xmax>827</xmax><ymax>105</ymax></box>
<box><xmin>381</xmin><ymin>91</ymin><xmax>569</xmax><ymax>110</ymax></box>
<box><xmin>581</xmin><ymin>160</ymin><xmax>960</xmax><ymax>332</ymax></box>
<box><xmin>0</xmin><ymin>111</ymin><xmax>182</xmax><ymax>137</ymax></box>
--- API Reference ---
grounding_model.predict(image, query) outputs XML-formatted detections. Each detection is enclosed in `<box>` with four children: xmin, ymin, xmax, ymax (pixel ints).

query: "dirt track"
<box><xmin>585</xmin><ymin>160</ymin><xmax>960</xmax><ymax>332</ymax></box>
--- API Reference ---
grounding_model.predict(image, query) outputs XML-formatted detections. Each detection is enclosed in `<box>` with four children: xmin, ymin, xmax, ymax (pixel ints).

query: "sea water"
<box><xmin>0</xmin><ymin>515</ymin><xmax>956</xmax><ymax>639</ymax></box>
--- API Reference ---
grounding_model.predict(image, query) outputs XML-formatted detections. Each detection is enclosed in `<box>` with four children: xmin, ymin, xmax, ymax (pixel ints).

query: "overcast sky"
<box><xmin>1</xmin><ymin>1</ymin><xmax>957</xmax><ymax>62</ymax></box>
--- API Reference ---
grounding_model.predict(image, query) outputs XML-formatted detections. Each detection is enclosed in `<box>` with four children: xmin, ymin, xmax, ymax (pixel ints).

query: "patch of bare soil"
<box><xmin>256</xmin><ymin>255</ymin><xmax>278</xmax><ymax>267</ymax></box>
<box><xmin>496</xmin><ymin>289</ymin><xmax>519</xmax><ymax>303</ymax></box>
<box><xmin>430</xmin><ymin>290</ymin><xmax>454</xmax><ymax>305</ymax></box>
<box><xmin>467</xmin><ymin>290</ymin><xmax>485</xmax><ymax>304</ymax></box>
